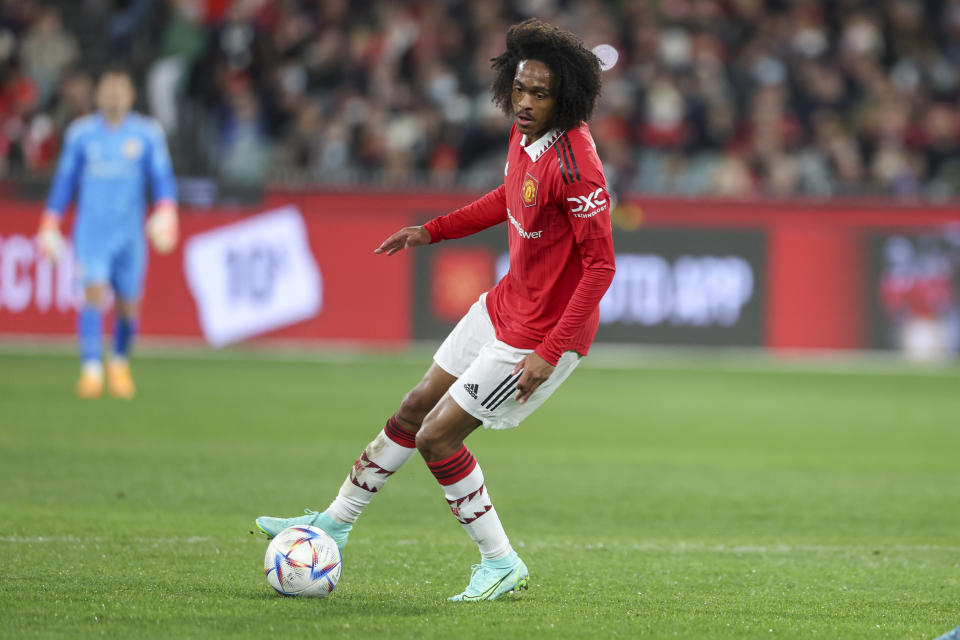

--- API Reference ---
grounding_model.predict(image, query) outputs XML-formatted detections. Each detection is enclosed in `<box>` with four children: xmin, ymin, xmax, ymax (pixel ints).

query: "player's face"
<box><xmin>96</xmin><ymin>73</ymin><xmax>135</xmax><ymax>121</ymax></box>
<box><xmin>512</xmin><ymin>59</ymin><xmax>557</xmax><ymax>142</ymax></box>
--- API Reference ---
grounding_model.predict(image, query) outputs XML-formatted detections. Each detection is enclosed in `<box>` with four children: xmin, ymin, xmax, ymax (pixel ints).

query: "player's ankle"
<box><xmin>482</xmin><ymin>549</ymin><xmax>517</xmax><ymax>568</ymax></box>
<box><xmin>322</xmin><ymin>509</ymin><xmax>354</xmax><ymax>526</ymax></box>
<box><xmin>82</xmin><ymin>360</ymin><xmax>104</xmax><ymax>378</ymax></box>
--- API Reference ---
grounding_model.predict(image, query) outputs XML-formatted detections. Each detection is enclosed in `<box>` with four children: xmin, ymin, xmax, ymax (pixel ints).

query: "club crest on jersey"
<box><xmin>123</xmin><ymin>137</ymin><xmax>143</xmax><ymax>159</ymax></box>
<box><xmin>521</xmin><ymin>172</ymin><xmax>538</xmax><ymax>207</ymax></box>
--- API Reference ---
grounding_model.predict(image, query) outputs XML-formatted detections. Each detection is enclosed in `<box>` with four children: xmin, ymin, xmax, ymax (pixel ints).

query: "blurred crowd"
<box><xmin>1</xmin><ymin>0</ymin><xmax>959</xmax><ymax>199</ymax></box>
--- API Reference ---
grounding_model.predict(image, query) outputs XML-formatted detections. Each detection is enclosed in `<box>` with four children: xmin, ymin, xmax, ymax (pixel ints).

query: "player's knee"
<box><xmin>115</xmin><ymin>299</ymin><xmax>139</xmax><ymax>319</ymax></box>
<box><xmin>396</xmin><ymin>387</ymin><xmax>436</xmax><ymax>430</ymax></box>
<box><xmin>415</xmin><ymin>411</ymin><xmax>466</xmax><ymax>462</ymax></box>
<box><xmin>414</xmin><ymin>421</ymin><xmax>442</xmax><ymax>460</ymax></box>
<box><xmin>83</xmin><ymin>285</ymin><xmax>109</xmax><ymax>307</ymax></box>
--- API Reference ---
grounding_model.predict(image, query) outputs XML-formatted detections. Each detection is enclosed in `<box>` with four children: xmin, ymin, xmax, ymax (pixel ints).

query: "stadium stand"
<box><xmin>0</xmin><ymin>0</ymin><xmax>958</xmax><ymax>198</ymax></box>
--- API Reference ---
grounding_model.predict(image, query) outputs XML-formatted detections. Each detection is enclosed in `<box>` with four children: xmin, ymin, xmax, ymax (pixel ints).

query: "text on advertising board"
<box><xmin>496</xmin><ymin>252</ymin><xmax>754</xmax><ymax>327</ymax></box>
<box><xmin>184</xmin><ymin>207</ymin><xmax>322</xmax><ymax>347</ymax></box>
<box><xmin>0</xmin><ymin>234</ymin><xmax>77</xmax><ymax>313</ymax></box>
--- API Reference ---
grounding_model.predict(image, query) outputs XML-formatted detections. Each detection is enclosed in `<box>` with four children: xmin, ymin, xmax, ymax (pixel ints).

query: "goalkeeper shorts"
<box><xmin>74</xmin><ymin>234</ymin><xmax>147</xmax><ymax>299</ymax></box>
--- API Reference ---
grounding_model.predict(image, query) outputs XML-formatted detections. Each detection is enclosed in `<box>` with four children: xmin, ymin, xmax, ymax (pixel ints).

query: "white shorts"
<box><xmin>433</xmin><ymin>293</ymin><xmax>581</xmax><ymax>430</ymax></box>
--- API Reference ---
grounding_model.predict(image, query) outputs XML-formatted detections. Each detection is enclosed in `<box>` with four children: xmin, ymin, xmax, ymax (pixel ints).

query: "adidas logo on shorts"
<box><xmin>463</xmin><ymin>383</ymin><xmax>479</xmax><ymax>399</ymax></box>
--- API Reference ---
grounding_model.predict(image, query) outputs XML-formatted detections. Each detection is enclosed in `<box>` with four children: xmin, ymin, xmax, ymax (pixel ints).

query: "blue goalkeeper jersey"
<box><xmin>45</xmin><ymin>112</ymin><xmax>177</xmax><ymax>243</ymax></box>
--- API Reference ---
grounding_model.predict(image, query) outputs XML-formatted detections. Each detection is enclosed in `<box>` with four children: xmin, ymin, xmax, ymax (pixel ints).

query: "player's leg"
<box><xmin>74</xmin><ymin>235</ymin><xmax>112</xmax><ymax>398</ymax></box>
<box><xmin>106</xmin><ymin>238</ymin><xmax>147</xmax><ymax>399</ymax></box>
<box><xmin>255</xmin><ymin>363</ymin><xmax>457</xmax><ymax>546</ymax></box>
<box><xmin>113</xmin><ymin>297</ymin><xmax>138</xmax><ymax>362</ymax></box>
<box><xmin>323</xmin><ymin>362</ymin><xmax>457</xmax><ymax>522</ymax></box>
<box><xmin>420</xmin><ymin>340</ymin><xmax>582</xmax><ymax>601</ymax></box>
<box><xmin>417</xmin><ymin>395</ymin><xmax>528</xmax><ymax>601</ymax></box>
<box><xmin>107</xmin><ymin>297</ymin><xmax>138</xmax><ymax>399</ymax></box>
<box><xmin>417</xmin><ymin>397</ymin><xmax>512</xmax><ymax>563</ymax></box>
<box><xmin>76</xmin><ymin>283</ymin><xmax>109</xmax><ymax>398</ymax></box>
<box><xmin>256</xmin><ymin>295</ymin><xmax>494</xmax><ymax>546</ymax></box>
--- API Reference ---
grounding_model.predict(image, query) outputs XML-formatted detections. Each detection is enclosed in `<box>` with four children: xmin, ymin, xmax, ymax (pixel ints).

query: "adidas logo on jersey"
<box><xmin>463</xmin><ymin>383</ymin><xmax>479</xmax><ymax>399</ymax></box>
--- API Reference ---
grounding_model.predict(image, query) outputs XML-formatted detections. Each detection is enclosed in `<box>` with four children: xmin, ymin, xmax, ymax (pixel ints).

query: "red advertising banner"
<box><xmin>3</xmin><ymin>191</ymin><xmax>959</xmax><ymax>351</ymax></box>
<box><xmin>0</xmin><ymin>202</ymin><xmax>412</xmax><ymax>345</ymax></box>
<box><xmin>631</xmin><ymin>196</ymin><xmax>959</xmax><ymax>351</ymax></box>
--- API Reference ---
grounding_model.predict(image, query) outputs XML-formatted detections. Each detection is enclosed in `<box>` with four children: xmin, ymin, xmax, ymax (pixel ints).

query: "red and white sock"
<box><xmin>326</xmin><ymin>415</ymin><xmax>417</xmax><ymax>524</ymax></box>
<box><xmin>426</xmin><ymin>446</ymin><xmax>512</xmax><ymax>561</ymax></box>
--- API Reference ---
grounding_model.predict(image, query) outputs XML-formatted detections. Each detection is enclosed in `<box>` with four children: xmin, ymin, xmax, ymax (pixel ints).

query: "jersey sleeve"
<box><xmin>145</xmin><ymin>119</ymin><xmax>177</xmax><ymax>206</ymax></box>
<box><xmin>44</xmin><ymin>121</ymin><xmax>85</xmax><ymax>216</ymax></box>
<box><xmin>423</xmin><ymin>184</ymin><xmax>507</xmax><ymax>243</ymax></box>
<box><xmin>535</xmin><ymin>142</ymin><xmax>616</xmax><ymax>365</ymax></box>
<box><xmin>559</xmin><ymin>150</ymin><xmax>612</xmax><ymax>243</ymax></box>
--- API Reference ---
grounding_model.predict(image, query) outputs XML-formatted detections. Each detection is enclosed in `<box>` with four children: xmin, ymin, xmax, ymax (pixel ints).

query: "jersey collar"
<box><xmin>96</xmin><ymin>111</ymin><xmax>133</xmax><ymax>130</ymax></box>
<box><xmin>521</xmin><ymin>128</ymin><xmax>564</xmax><ymax>163</ymax></box>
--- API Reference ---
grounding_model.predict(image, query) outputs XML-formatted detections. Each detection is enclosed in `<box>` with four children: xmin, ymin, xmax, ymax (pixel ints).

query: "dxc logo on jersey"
<box><xmin>567</xmin><ymin>187</ymin><xmax>608</xmax><ymax>218</ymax></box>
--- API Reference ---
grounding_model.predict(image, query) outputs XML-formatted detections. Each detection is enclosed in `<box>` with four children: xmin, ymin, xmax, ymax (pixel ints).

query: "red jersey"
<box><xmin>424</xmin><ymin>123</ymin><xmax>616</xmax><ymax>365</ymax></box>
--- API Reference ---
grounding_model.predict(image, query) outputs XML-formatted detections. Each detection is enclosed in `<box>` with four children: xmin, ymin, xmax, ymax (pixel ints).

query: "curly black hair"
<box><xmin>490</xmin><ymin>18</ymin><xmax>602</xmax><ymax>133</ymax></box>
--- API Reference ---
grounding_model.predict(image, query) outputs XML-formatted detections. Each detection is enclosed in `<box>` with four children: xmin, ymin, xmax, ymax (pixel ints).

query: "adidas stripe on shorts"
<box><xmin>433</xmin><ymin>293</ymin><xmax>581</xmax><ymax>430</ymax></box>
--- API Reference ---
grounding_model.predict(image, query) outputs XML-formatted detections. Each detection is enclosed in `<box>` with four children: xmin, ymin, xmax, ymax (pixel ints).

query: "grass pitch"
<box><xmin>0</xmin><ymin>347</ymin><xmax>958</xmax><ymax>639</ymax></box>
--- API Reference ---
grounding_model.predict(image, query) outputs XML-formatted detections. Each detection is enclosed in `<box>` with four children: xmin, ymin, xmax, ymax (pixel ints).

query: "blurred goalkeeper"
<box><xmin>258</xmin><ymin>19</ymin><xmax>615</xmax><ymax>601</ymax></box>
<box><xmin>37</xmin><ymin>64</ymin><xmax>178</xmax><ymax>399</ymax></box>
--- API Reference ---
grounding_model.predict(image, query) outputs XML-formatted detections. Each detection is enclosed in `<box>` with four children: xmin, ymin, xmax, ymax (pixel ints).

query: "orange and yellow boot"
<box><xmin>75</xmin><ymin>363</ymin><xmax>104</xmax><ymax>399</ymax></box>
<box><xmin>107</xmin><ymin>359</ymin><xmax>136</xmax><ymax>399</ymax></box>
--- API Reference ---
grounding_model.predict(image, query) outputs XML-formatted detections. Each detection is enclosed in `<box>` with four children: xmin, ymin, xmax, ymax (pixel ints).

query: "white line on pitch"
<box><xmin>2</xmin><ymin>535</ymin><xmax>956</xmax><ymax>555</ymax></box>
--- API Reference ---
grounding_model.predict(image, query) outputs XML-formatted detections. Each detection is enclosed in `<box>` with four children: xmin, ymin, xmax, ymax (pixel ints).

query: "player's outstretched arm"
<box><xmin>423</xmin><ymin>185</ymin><xmax>507</xmax><ymax>242</ymax></box>
<box><xmin>374</xmin><ymin>226</ymin><xmax>431</xmax><ymax>256</ymax></box>
<box><xmin>39</xmin><ymin>120</ymin><xmax>87</xmax><ymax>262</ymax></box>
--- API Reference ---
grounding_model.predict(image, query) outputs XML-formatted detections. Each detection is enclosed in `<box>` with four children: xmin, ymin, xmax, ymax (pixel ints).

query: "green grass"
<box><xmin>1</xmin><ymin>348</ymin><xmax>958</xmax><ymax>639</ymax></box>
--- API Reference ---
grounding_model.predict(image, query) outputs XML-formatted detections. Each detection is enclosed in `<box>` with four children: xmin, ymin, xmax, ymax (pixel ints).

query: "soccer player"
<box><xmin>37</xmin><ymin>64</ymin><xmax>178</xmax><ymax>399</ymax></box>
<box><xmin>257</xmin><ymin>19</ymin><xmax>615</xmax><ymax>601</ymax></box>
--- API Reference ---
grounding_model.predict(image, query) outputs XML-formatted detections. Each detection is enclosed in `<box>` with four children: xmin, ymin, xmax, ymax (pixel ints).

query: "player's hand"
<box><xmin>36</xmin><ymin>212</ymin><xmax>65</xmax><ymax>262</ymax></box>
<box><xmin>147</xmin><ymin>202</ymin><xmax>179</xmax><ymax>254</ymax></box>
<box><xmin>374</xmin><ymin>226</ymin><xmax>430</xmax><ymax>256</ymax></box>
<box><xmin>512</xmin><ymin>352</ymin><xmax>555</xmax><ymax>404</ymax></box>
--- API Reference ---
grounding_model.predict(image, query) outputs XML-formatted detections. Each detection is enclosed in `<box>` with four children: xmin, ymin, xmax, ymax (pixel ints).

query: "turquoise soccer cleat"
<box><xmin>255</xmin><ymin>509</ymin><xmax>352</xmax><ymax>549</ymax></box>
<box><xmin>932</xmin><ymin>626</ymin><xmax>960</xmax><ymax>640</ymax></box>
<box><xmin>448</xmin><ymin>551</ymin><xmax>529</xmax><ymax>601</ymax></box>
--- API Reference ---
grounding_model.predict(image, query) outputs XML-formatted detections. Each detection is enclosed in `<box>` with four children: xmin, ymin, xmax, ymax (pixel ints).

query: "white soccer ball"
<box><xmin>264</xmin><ymin>525</ymin><xmax>342</xmax><ymax>597</ymax></box>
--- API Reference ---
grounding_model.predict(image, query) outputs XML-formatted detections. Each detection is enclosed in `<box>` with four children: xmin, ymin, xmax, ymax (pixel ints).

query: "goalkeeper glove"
<box><xmin>147</xmin><ymin>202</ymin><xmax>179</xmax><ymax>254</ymax></box>
<box><xmin>37</xmin><ymin>213</ymin><xmax>65</xmax><ymax>262</ymax></box>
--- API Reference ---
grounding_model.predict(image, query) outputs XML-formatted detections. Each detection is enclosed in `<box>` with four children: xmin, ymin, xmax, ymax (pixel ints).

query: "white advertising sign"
<box><xmin>184</xmin><ymin>207</ymin><xmax>322</xmax><ymax>347</ymax></box>
<box><xmin>496</xmin><ymin>251</ymin><xmax>754</xmax><ymax>327</ymax></box>
<box><xmin>598</xmin><ymin>254</ymin><xmax>754</xmax><ymax>327</ymax></box>
<box><xmin>0</xmin><ymin>235</ymin><xmax>77</xmax><ymax>313</ymax></box>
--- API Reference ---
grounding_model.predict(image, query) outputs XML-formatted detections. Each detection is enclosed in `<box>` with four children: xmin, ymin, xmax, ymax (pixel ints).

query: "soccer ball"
<box><xmin>264</xmin><ymin>525</ymin><xmax>342</xmax><ymax>597</ymax></box>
